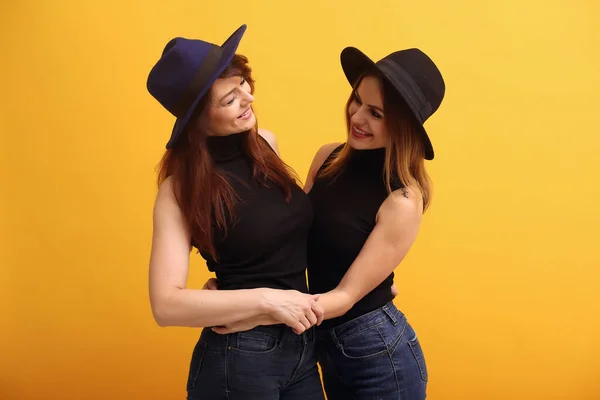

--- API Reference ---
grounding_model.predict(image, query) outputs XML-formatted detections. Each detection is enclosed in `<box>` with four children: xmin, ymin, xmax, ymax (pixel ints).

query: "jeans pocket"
<box><xmin>229</xmin><ymin>331</ymin><xmax>278</xmax><ymax>355</ymax></box>
<box><xmin>408</xmin><ymin>335</ymin><xmax>428</xmax><ymax>382</ymax></box>
<box><xmin>226</xmin><ymin>332</ymin><xmax>284</xmax><ymax>393</ymax></box>
<box><xmin>186</xmin><ymin>339</ymin><xmax>207</xmax><ymax>391</ymax></box>
<box><xmin>338</xmin><ymin>324</ymin><xmax>388</xmax><ymax>359</ymax></box>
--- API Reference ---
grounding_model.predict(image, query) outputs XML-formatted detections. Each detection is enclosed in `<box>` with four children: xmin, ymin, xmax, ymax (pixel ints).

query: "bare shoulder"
<box><xmin>378</xmin><ymin>186</ymin><xmax>423</xmax><ymax>222</ymax></box>
<box><xmin>154</xmin><ymin>176</ymin><xmax>183</xmax><ymax>221</ymax></box>
<box><xmin>152</xmin><ymin>175</ymin><xmax>191</xmax><ymax>247</ymax></box>
<box><xmin>310</xmin><ymin>142</ymin><xmax>343</xmax><ymax>172</ymax></box>
<box><xmin>303</xmin><ymin>142</ymin><xmax>343</xmax><ymax>192</ymax></box>
<box><xmin>155</xmin><ymin>176</ymin><xmax>176</xmax><ymax>206</ymax></box>
<box><xmin>258</xmin><ymin>127</ymin><xmax>275</xmax><ymax>141</ymax></box>
<box><xmin>258</xmin><ymin>128</ymin><xmax>280</xmax><ymax>155</ymax></box>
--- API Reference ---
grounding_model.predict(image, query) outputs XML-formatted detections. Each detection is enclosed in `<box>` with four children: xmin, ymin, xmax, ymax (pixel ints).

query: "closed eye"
<box><xmin>225</xmin><ymin>94</ymin><xmax>236</xmax><ymax>105</ymax></box>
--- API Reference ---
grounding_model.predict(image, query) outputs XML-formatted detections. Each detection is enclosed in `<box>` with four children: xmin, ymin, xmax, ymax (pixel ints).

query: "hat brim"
<box><xmin>340</xmin><ymin>47</ymin><xmax>435</xmax><ymax>160</ymax></box>
<box><xmin>166</xmin><ymin>24</ymin><xmax>247</xmax><ymax>149</ymax></box>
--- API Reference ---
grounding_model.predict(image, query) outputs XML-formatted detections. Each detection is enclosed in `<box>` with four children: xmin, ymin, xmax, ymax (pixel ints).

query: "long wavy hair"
<box><xmin>320</xmin><ymin>70</ymin><xmax>432</xmax><ymax>211</ymax></box>
<box><xmin>156</xmin><ymin>54</ymin><xmax>298</xmax><ymax>259</ymax></box>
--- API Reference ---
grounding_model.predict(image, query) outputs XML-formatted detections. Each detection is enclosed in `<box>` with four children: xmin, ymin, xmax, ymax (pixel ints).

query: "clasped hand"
<box><xmin>202</xmin><ymin>278</ymin><xmax>324</xmax><ymax>335</ymax></box>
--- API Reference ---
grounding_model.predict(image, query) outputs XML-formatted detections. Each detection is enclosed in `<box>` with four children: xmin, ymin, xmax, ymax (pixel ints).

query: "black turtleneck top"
<box><xmin>307</xmin><ymin>144</ymin><xmax>403</xmax><ymax>329</ymax></box>
<box><xmin>198</xmin><ymin>132</ymin><xmax>313</xmax><ymax>293</ymax></box>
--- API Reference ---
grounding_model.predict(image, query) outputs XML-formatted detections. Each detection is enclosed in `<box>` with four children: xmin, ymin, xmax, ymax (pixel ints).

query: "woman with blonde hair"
<box><xmin>303</xmin><ymin>46</ymin><xmax>445</xmax><ymax>399</ymax></box>
<box><xmin>213</xmin><ymin>45</ymin><xmax>446</xmax><ymax>399</ymax></box>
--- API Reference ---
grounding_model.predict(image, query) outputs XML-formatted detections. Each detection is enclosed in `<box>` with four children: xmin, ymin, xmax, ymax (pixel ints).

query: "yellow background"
<box><xmin>2</xmin><ymin>0</ymin><xmax>600</xmax><ymax>399</ymax></box>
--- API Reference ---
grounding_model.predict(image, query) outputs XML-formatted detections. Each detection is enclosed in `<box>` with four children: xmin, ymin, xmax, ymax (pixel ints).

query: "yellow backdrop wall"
<box><xmin>2</xmin><ymin>0</ymin><xmax>600</xmax><ymax>399</ymax></box>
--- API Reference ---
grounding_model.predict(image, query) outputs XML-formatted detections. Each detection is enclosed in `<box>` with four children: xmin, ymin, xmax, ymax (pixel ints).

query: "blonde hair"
<box><xmin>320</xmin><ymin>72</ymin><xmax>432</xmax><ymax>211</ymax></box>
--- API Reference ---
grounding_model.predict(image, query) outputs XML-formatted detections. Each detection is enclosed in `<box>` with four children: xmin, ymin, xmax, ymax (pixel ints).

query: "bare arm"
<box><xmin>210</xmin><ymin>143</ymin><xmax>410</xmax><ymax>333</ymax></box>
<box><xmin>317</xmin><ymin>188</ymin><xmax>423</xmax><ymax>319</ymax></box>
<box><xmin>148</xmin><ymin>177</ymin><xmax>321</xmax><ymax>330</ymax></box>
<box><xmin>200</xmin><ymin>281</ymin><xmax>282</xmax><ymax>335</ymax></box>
<box><xmin>206</xmin><ymin>142</ymin><xmax>344</xmax><ymax>335</ymax></box>
<box><xmin>214</xmin><ymin>188</ymin><xmax>414</xmax><ymax>332</ymax></box>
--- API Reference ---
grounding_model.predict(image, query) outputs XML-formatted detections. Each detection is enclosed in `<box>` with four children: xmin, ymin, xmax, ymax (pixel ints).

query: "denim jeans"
<box><xmin>316</xmin><ymin>302</ymin><xmax>428</xmax><ymax>400</ymax></box>
<box><xmin>186</xmin><ymin>324</ymin><xmax>325</xmax><ymax>400</ymax></box>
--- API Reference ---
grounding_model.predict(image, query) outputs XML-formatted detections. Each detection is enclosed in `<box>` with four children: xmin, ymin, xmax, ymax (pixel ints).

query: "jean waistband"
<box><xmin>245</xmin><ymin>324</ymin><xmax>315</xmax><ymax>343</ymax></box>
<box><xmin>202</xmin><ymin>324</ymin><xmax>315</xmax><ymax>350</ymax></box>
<box><xmin>316</xmin><ymin>301</ymin><xmax>404</xmax><ymax>340</ymax></box>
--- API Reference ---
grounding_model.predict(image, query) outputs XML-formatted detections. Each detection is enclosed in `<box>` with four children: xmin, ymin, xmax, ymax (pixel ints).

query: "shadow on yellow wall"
<box><xmin>2</xmin><ymin>0</ymin><xmax>600</xmax><ymax>399</ymax></box>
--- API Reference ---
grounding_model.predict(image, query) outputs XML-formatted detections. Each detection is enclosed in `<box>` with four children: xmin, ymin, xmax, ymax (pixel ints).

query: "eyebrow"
<box><xmin>354</xmin><ymin>91</ymin><xmax>384</xmax><ymax>114</ymax></box>
<box><xmin>219</xmin><ymin>77</ymin><xmax>245</xmax><ymax>102</ymax></box>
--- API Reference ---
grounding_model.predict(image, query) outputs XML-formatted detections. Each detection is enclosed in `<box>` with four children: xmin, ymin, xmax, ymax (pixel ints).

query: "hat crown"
<box><xmin>339</xmin><ymin>45</ymin><xmax>444</xmax><ymax>159</ymax></box>
<box><xmin>147</xmin><ymin>38</ymin><xmax>221</xmax><ymax>118</ymax></box>
<box><xmin>377</xmin><ymin>48</ymin><xmax>445</xmax><ymax>119</ymax></box>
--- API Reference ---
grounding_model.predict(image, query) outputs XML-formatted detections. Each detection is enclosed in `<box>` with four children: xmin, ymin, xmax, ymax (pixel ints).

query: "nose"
<box><xmin>240</xmin><ymin>90</ymin><xmax>254</xmax><ymax>106</ymax></box>
<box><xmin>350</xmin><ymin>106</ymin><xmax>367</xmax><ymax>127</ymax></box>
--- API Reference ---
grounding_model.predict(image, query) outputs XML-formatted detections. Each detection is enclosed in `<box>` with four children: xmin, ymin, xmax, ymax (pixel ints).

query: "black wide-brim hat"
<box><xmin>340</xmin><ymin>47</ymin><xmax>445</xmax><ymax>160</ymax></box>
<box><xmin>147</xmin><ymin>25</ymin><xmax>247</xmax><ymax>149</ymax></box>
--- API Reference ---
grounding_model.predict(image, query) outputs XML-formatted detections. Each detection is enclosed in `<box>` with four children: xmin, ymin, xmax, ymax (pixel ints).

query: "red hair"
<box><xmin>156</xmin><ymin>54</ymin><xmax>298</xmax><ymax>259</ymax></box>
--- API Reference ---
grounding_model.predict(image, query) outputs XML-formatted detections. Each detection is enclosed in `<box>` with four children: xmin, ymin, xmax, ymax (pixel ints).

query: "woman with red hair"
<box><xmin>146</xmin><ymin>25</ymin><xmax>325</xmax><ymax>400</ymax></box>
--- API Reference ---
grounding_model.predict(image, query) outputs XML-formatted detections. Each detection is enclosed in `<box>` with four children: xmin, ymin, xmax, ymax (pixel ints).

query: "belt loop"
<box><xmin>382</xmin><ymin>303</ymin><xmax>398</xmax><ymax>326</ymax></box>
<box><xmin>277</xmin><ymin>326</ymin><xmax>286</xmax><ymax>348</ymax></box>
<box><xmin>330</xmin><ymin>328</ymin><xmax>342</xmax><ymax>349</ymax></box>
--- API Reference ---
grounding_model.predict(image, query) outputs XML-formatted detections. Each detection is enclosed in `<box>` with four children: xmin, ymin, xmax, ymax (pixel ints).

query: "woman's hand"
<box><xmin>262</xmin><ymin>289</ymin><xmax>324</xmax><ymax>334</ymax></box>
<box><xmin>202</xmin><ymin>278</ymin><xmax>218</xmax><ymax>291</ymax></box>
<box><xmin>213</xmin><ymin>294</ymin><xmax>324</xmax><ymax>335</ymax></box>
<box><xmin>201</xmin><ymin>278</ymin><xmax>323</xmax><ymax>334</ymax></box>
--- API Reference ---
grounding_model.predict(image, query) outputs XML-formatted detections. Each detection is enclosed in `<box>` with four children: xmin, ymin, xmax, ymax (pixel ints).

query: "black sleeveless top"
<box><xmin>198</xmin><ymin>132</ymin><xmax>313</xmax><ymax>293</ymax></box>
<box><xmin>307</xmin><ymin>144</ymin><xmax>403</xmax><ymax>328</ymax></box>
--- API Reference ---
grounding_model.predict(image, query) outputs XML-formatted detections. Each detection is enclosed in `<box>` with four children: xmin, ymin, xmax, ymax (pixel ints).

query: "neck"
<box><xmin>346</xmin><ymin>145</ymin><xmax>386</xmax><ymax>173</ymax></box>
<box><xmin>206</xmin><ymin>131</ymin><xmax>247</xmax><ymax>162</ymax></box>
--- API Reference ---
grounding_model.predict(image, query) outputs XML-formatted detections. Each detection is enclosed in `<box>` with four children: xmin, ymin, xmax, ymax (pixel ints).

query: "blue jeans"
<box><xmin>316</xmin><ymin>302</ymin><xmax>428</xmax><ymax>400</ymax></box>
<box><xmin>186</xmin><ymin>325</ymin><xmax>325</xmax><ymax>400</ymax></box>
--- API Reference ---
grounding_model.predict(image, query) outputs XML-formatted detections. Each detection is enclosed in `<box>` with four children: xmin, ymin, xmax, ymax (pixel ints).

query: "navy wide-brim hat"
<box><xmin>147</xmin><ymin>25</ymin><xmax>247</xmax><ymax>149</ymax></box>
<box><xmin>340</xmin><ymin>46</ymin><xmax>445</xmax><ymax>160</ymax></box>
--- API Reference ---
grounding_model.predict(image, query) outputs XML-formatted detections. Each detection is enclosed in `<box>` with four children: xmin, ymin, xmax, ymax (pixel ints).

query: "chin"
<box><xmin>238</xmin><ymin>116</ymin><xmax>256</xmax><ymax>132</ymax></box>
<box><xmin>348</xmin><ymin>132</ymin><xmax>388</xmax><ymax>150</ymax></box>
<box><xmin>347</xmin><ymin>136</ymin><xmax>373</xmax><ymax>150</ymax></box>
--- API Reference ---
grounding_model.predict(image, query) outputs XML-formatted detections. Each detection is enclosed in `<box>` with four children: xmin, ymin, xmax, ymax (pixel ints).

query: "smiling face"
<box><xmin>204</xmin><ymin>75</ymin><xmax>256</xmax><ymax>137</ymax></box>
<box><xmin>346</xmin><ymin>75</ymin><xmax>388</xmax><ymax>150</ymax></box>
